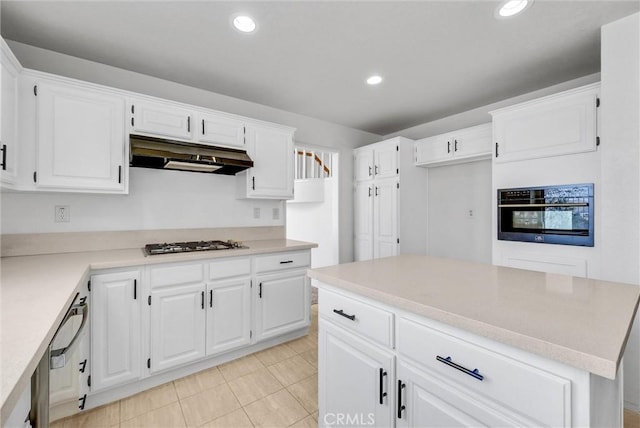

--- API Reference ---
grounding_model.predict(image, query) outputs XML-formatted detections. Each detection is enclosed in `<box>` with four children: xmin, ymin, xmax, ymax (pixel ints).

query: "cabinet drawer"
<box><xmin>319</xmin><ymin>289</ymin><xmax>393</xmax><ymax>348</ymax></box>
<box><xmin>397</xmin><ymin>317</ymin><xmax>571</xmax><ymax>427</ymax></box>
<box><xmin>208</xmin><ymin>257</ymin><xmax>251</xmax><ymax>280</ymax></box>
<box><xmin>149</xmin><ymin>263</ymin><xmax>204</xmax><ymax>288</ymax></box>
<box><xmin>254</xmin><ymin>251</ymin><xmax>310</xmax><ymax>273</ymax></box>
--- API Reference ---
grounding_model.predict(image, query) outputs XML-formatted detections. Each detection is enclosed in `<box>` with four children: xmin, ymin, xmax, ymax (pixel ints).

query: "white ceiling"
<box><xmin>2</xmin><ymin>1</ymin><xmax>638</xmax><ymax>135</ymax></box>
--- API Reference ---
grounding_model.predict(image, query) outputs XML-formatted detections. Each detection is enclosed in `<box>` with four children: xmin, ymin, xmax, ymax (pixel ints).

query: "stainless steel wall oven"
<box><xmin>497</xmin><ymin>183</ymin><xmax>594</xmax><ymax>247</ymax></box>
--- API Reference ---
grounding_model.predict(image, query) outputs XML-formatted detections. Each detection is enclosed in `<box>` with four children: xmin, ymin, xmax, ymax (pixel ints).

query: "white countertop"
<box><xmin>308</xmin><ymin>254</ymin><xmax>639</xmax><ymax>380</ymax></box>
<box><xmin>0</xmin><ymin>239</ymin><xmax>316</xmax><ymax>417</ymax></box>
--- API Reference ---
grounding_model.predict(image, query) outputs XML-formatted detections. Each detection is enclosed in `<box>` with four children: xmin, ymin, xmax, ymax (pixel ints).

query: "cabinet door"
<box><xmin>150</xmin><ymin>283</ymin><xmax>206</xmax><ymax>373</ymax></box>
<box><xmin>36</xmin><ymin>81</ymin><xmax>126</xmax><ymax>192</ymax></box>
<box><xmin>373</xmin><ymin>178</ymin><xmax>399</xmax><ymax>259</ymax></box>
<box><xmin>1</xmin><ymin>42</ymin><xmax>19</xmax><ymax>186</ymax></box>
<box><xmin>374</xmin><ymin>143</ymin><xmax>398</xmax><ymax>179</ymax></box>
<box><xmin>255</xmin><ymin>269</ymin><xmax>309</xmax><ymax>341</ymax></box>
<box><xmin>198</xmin><ymin>112</ymin><xmax>245</xmax><ymax>148</ymax></box>
<box><xmin>493</xmin><ymin>85</ymin><xmax>598</xmax><ymax>163</ymax></box>
<box><xmin>91</xmin><ymin>271</ymin><xmax>141</xmax><ymax>391</ymax></box>
<box><xmin>354</xmin><ymin>148</ymin><xmax>374</xmax><ymax>182</ymax></box>
<box><xmin>415</xmin><ymin>135</ymin><xmax>452</xmax><ymax>165</ymax></box>
<box><xmin>397</xmin><ymin>361</ymin><xmax>520</xmax><ymax>428</ymax></box>
<box><xmin>319</xmin><ymin>320</ymin><xmax>394</xmax><ymax>428</ymax></box>
<box><xmin>131</xmin><ymin>100</ymin><xmax>193</xmax><ymax>140</ymax></box>
<box><xmin>452</xmin><ymin>123</ymin><xmax>492</xmax><ymax>160</ymax></box>
<box><xmin>244</xmin><ymin>124</ymin><xmax>294</xmax><ymax>199</ymax></box>
<box><xmin>354</xmin><ymin>181</ymin><xmax>374</xmax><ymax>262</ymax></box>
<box><xmin>206</xmin><ymin>277</ymin><xmax>251</xmax><ymax>356</ymax></box>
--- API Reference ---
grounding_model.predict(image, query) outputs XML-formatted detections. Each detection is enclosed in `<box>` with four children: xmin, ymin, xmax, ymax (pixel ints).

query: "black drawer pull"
<box><xmin>436</xmin><ymin>355</ymin><xmax>484</xmax><ymax>381</ymax></box>
<box><xmin>379</xmin><ymin>368</ymin><xmax>387</xmax><ymax>404</ymax></box>
<box><xmin>279</xmin><ymin>260</ymin><xmax>293</xmax><ymax>264</ymax></box>
<box><xmin>333</xmin><ymin>309</ymin><xmax>355</xmax><ymax>321</ymax></box>
<box><xmin>397</xmin><ymin>380</ymin><xmax>405</xmax><ymax>419</ymax></box>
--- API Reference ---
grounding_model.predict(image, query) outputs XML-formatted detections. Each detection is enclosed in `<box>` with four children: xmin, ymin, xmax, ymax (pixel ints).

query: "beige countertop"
<box><xmin>308</xmin><ymin>254</ymin><xmax>639</xmax><ymax>380</ymax></box>
<box><xmin>0</xmin><ymin>239</ymin><xmax>316</xmax><ymax>418</ymax></box>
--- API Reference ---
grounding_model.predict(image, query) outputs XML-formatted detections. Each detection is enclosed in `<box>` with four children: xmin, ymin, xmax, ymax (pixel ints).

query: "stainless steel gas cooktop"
<box><xmin>144</xmin><ymin>240</ymin><xmax>247</xmax><ymax>255</ymax></box>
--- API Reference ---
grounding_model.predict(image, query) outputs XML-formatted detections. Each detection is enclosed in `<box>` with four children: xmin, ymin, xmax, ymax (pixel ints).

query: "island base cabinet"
<box><xmin>319</xmin><ymin>320</ymin><xmax>395</xmax><ymax>428</ymax></box>
<box><xmin>396</xmin><ymin>361</ymin><xmax>521</xmax><ymax>428</ymax></box>
<box><xmin>91</xmin><ymin>270</ymin><xmax>141</xmax><ymax>392</ymax></box>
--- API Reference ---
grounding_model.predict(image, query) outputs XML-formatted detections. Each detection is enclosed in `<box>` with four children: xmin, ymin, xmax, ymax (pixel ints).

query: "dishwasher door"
<box><xmin>31</xmin><ymin>290</ymin><xmax>90</xmax><ymax>428</ymax></box>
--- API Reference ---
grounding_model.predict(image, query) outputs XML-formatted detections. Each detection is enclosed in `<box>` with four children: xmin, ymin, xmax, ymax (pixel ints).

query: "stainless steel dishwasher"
<box><xmin>31</xmin><ymin>289</ymin><xmax>89</xmax><ymax>428</ymax></box>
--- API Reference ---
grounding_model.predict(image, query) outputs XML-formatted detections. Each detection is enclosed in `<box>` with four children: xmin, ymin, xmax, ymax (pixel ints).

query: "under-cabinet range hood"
<box><xmin>129</xmin><ymin>134</ymin><xmax>253</xmax><ymax>175</ymax></box>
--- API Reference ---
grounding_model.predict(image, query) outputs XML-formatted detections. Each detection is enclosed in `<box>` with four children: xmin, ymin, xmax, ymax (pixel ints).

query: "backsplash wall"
<box><xmin>1</xmin><ymin>168</ymin><xmax>283</xmax><ymax>234</ymax></box>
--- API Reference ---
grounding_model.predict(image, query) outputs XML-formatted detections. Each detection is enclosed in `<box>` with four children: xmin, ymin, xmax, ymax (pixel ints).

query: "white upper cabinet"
<box><xmin>239</xmin><ymin>123</ymin><xmax>295</xmax><ymax>199</ymax></box>
<box><xmin>354</xmin><ymin>150</ymin><xmax>374</xmax><ymax>182</ymax></box>
<box><xmin>415</xmin><ymin>123</ymin><xmax>492</xmax><ymax>167</ymax></box>
<box><xmin>1</xmin><ymin>39</ymin><xmax>20</xmax><ymax>187</ymax></box>
<box><xmin>130</xmin><ymin>100</ymin><xmax>193</xmax><ymax>140</ymax></box>
<box><xmin>198</xmin><ymin>112</ymin><xmax>245</xmax><ymax>149</ymax></box>
<box><xmin>491</xmin><ymin>83</ymin><xmax>600</xmax><ymax>163</ymax></box>
<box><xmin>354</xmin><ymin>142</ymin><xmax>398</xmax><ymax>181</ymax></box>
<box><xmin>35</xmin><ymin>79</ymin><xmax>126</xmax><ymax>193</ymax></box>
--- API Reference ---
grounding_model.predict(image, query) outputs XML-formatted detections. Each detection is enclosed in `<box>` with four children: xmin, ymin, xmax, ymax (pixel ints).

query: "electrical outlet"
<box><xmin>253</xmin><ymin>207</ymin><xmax>261</xmax><ymax>219</ymax></box>
<box><xmin>55</xmin><ymin>205</ymin><xmax>70</xmax><ymax>223</ymax></box>
<box><xmin>272</xmin><ymin>207</ymin><xmax>280</xmax><ymax>220</ymax></box>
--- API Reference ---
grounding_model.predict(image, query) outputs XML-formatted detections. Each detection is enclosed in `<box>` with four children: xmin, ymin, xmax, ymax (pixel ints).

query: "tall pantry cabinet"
<box><xmin>354</xmin><ymin>137</ymin><xmax>428</xmax><ymax>261</ymax></box>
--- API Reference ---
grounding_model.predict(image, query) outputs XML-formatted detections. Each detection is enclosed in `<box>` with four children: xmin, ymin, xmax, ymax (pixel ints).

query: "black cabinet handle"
<box><xmin>202</xmin><ymin>119</ymin><xmax>205</xmax><ymax>135</ymax></box>
<box><xmin>1</xmin><ymin>144</ymin><xmax>6</xmax><ymax>170</ymax></box>
<box><xmin>332</xmin><ymin>309</ymin><xmax>355</xmax><ymax>321</ymax></box>
<box><xmin>133</xmin><ymin>279</ymin><xmax>137</xmax><ymax>300</ymax></box>
<box><xmin>454</xmin><ymin>139</ymin><xmax>458</xmax><ymax>152</ymax></box>
<box><xmin>379</xmin><ymin>368</ymin><xmax>387</xmax><ymax>404</ymax></box>
<box><xmin>79</xmin><ymin>359</ymin><xmax>87</xmax><ymax>373</ymax></box>
<box><xmin>252</xmin><ymin>176</ymin><xmax>255</xmax><ymax>190</ymax></box>
<box><xmin>209</xmin><ymin>289</ymin><xmax>213</xmax><ymax>308</ymax></box>
<box><xmin>279</xmin><ymin>260</ymin><xmax>293</xmax><ymax>264</ymax></box>
<box><xmin>436</xmin><ymin>355</ymin><xmax>484</xmax><ymax>381</ymax></box>
<box><xmin>79</xmin><ymin>394</ymin><xmax>87</xmax><ymax>410</ymax></box>
<box><xmin>368</xmin><ymin>186</ymin><xmax>372</xmax><ymax>197</ymax></box>
<box><xmin>201</xmin><ymin>291</ymin><xmax>204</xmax><ymax>309</ymax></box>
<box><xmin>187</xmin><ymin>116</ymin><xmax>191</xmax><ymax>133</ymax></box>
<box><xmin>374</xmin><ymin>165</ymin><xmax>379</xmax><ymax>175</ymax></box>
<box><xmin>495</xmin><ymin>142</ymin><xmax>499</xmax><ymax>158</ymax></box>
<box><xmin>118</xmin><ymin>165</ymin><xmax>122</xmax><ymax>184</ymax></box>
<box><xmin>447</xmin><ymin>141</ymin><xmax>451</xmax><ymax>153</ymax></box>
<box><xmin>375</xmin><ymin>186</ymin><xmax>379</xmax><ymax>197</ymax></box>
<box><xmin>397</xmin><ymin>380</ymin><xmax>405</xmax><ymax>419</ymax></box>
<box><xmin>259</xmin><ymin>283</ymin><xmax>262</xmax><ymax>298</ymax></box>
<box><xmin>368</xmin><ymin>166</ymin><xmax>372</xmax><ymax>177</ymax></box>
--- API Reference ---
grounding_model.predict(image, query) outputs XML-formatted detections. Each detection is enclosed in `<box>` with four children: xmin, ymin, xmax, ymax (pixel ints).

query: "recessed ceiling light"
<box><xmin>495</xmin><ymin>0</ymin><xmax>532</xmax><ymax>18</ymax></box>
<box><xmin>232</xmin><ymin>15</ymin><xmax>256</xmax><ymax>33</ymax></box>
<box><xmin>367</xmin><ymin>75</ymin><xmax>383</xmax><ymax>85</ymax></box>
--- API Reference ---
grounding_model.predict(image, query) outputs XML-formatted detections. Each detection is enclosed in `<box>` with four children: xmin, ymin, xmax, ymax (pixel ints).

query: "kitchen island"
<box><xmin>308</xmin><ymin>255</ymin><xmax>639</xmax><ymax>427</ymax></box>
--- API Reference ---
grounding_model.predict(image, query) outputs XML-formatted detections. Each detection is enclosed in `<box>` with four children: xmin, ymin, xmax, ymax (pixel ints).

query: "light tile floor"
<box><xmin>46</xmin><ymin>303</ymin><xmax>640</xmax><ymax>428</ymax></box>
<box><xmin>52</xmin><ymin>305</ymin><xmax>319</xmax><ymax>428</ymax></box>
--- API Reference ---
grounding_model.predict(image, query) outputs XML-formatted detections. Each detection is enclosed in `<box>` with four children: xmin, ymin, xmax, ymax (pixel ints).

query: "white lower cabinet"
<box><xmin>91</xmin><ymin>270</ymin><xmax>142</xmax><ymax>392</ymax></box>
<box><xmin>396</xmin><ymin>360</ymin><xmax>518</xmax><ymax>428</ymax></box>
<box><xmin>206</xmin><ymin>277</ymin><xmax>251</xmax><ymax>355</ymax></box>
<box><xmin>317</xmin><ymin>287</ymin><xmax>596</xmax><ymax>428</ymax></box>
<box><xmin>255</xmin><ymin>269</ymin><xmax>309</xmax><ymax>341</ymax></box>
<box><xmin>150</xmin><ymin>282</ymin><xmax>206</xmax><ymax>373</ymax></box>
<box><xmin>319</xmin><ymin>320</ymin><xmax>394</xmax><ymax>428</ymax></box>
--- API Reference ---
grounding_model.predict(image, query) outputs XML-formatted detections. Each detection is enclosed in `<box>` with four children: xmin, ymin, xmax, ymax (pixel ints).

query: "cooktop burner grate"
<box><xmin>144</xmin><ymin>240</ymin><xmax>247</xmax><ymax>255</ymax></box>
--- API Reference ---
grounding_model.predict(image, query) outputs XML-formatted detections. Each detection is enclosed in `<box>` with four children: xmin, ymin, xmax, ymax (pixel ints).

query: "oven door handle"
<box><xmin>498</xmin><ymin>203</ymin><xmax>589</xmax><ymax>208</ymax></box>
<box><xmin>50</xmin><ymin>300</ymin><xmax>89</xmax><ymax>369</ymax></box>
